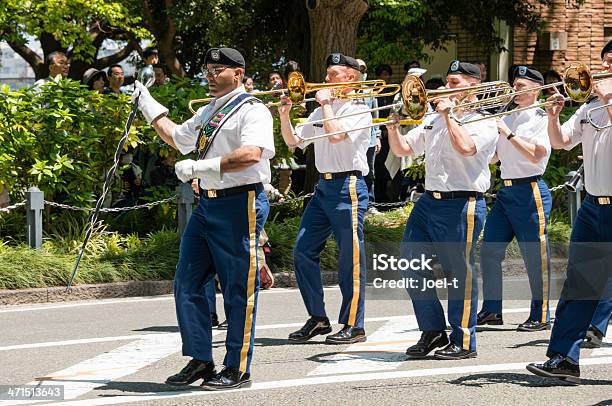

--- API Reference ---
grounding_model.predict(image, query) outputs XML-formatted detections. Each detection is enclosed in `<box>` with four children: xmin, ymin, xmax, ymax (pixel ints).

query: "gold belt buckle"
<box><xmin>433</xmin><ymin>192</ymin><xmax>442</xmax><ymax>200</ymax></box>
<box><xmin>324</xmin><ymin>173</ymin><xmax>332</xmax><ymax>180</ymax></box>
<box><xmin>207</xmin><ymin>189</ymin><xmax>217</xmax><ymax>198</ymax></box>
<box><xmin>504</xmin><ymin>180</ymin><xmax>513</xmax><ymax>187</ymax></box>
<box><xmin>598</xmin><ymin>197</ymin><xmax>610</xmax><ymax>205</ymax></box>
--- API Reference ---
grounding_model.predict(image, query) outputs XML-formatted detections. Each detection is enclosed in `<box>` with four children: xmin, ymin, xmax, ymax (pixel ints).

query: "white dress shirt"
<box><xmin>404</xmin><ymin>111</ymin><xmax>498</xmax><ymax>192</ymax></box>
<box><xmin>562</xmin><ymin>98</ymin><xmax>612</xmax><ymax>196</ymax></box>
<box><xmin>296</xmin><ymin>98</ymin><xmax>371</xmax><ymax>175</ymax></box>
<box><xmin>497</xmin><ymin>106</ymin><xmax>550</xmax><ymax>179</ymax></box>
<box><xmin>172</xmin><ymin>85</ymin><xmax>275</xmax><ymax>190</ymax></box>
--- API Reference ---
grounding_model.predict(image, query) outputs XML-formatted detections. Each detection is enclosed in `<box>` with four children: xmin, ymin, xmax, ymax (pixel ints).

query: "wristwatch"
<box><xmin>506</xmin><ymin>132</ymin><xmax>516</xmax><ymax>140</ymax></box>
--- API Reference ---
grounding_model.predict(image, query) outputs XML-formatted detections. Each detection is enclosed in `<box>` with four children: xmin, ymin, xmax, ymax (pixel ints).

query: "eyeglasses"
<box><xmin>202</xmin><ymin>66</ymin><xmax>229</xmax><ymax>77</ymax></box>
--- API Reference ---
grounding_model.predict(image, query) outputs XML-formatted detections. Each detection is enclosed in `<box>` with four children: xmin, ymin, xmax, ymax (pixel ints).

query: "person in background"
<box><xmin>268</xmin><ymin>71</ymin><xmax>284</xmax><ymax>90</ymax></box>
<box><xmin>34</xmin><ymin>51</ymin><xmax>70</xmax><ymax>87</ymax></box>
<box><xmin>356</xmin><ymin>58</ymin><xmax>382</xmax><ymax>215</ymax></box>
<box><xmin>82</xmin><ymin>68</ymin><xmax>107</xmax><ymax>92</ymax></box>
<box><xmin>143</xmin><ymin>47</ymin><xmax>159</xmax><ymax>66</ymax></box>
<box><xmin>403</xmin><ymin>60</ymin><xmax>420</xmax><ymax>75</ymax></box>
<box><xmin>373</xmin><ymin>64</ymin><xmax>395</xmax><ymax>203</ymax></box>
<box><xmin>153</xmin><ymin>64</ymin><xmax>169</xmax><ymax>86</ymax></box>
<box><xmin>243</xmin><ymin>76</ymin><xmax>255</xmax><ymax>93</ymax></box>
<box><xmin>103</xmin><ymin>64</ymin><xmax>126</xmax><ymax>95</ymax></box>
<box><xmin>472</xmin><ymin>60</ymin><xmax>488</xmax><ymax>82</ymax></box>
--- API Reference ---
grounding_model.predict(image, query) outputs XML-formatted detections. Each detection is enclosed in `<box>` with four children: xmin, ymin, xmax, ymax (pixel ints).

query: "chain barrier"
<box><xmin>43</xmin><ymin>195</ymin><xmax>177</xmax><ymax>213</ymax></box>
<box><xmin>0</xmin><ymin>200</ymin><xmax>26</xmax><ymax>213</ymax></box>
<box><xmin>11</xmin><ymin>181</ymin><xmax>570</xmax><ymax>214</ymax></box>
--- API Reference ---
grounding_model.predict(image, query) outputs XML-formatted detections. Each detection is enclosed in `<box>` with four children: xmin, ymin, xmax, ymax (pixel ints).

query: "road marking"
<box><xmin>0</xmin><ymin>332</ymin><xmax>221</xmax><ymax>405</ymax></box>
<box><xmin>42</xmin><ymin>356</ymin><xmax>612</xmax><ymax>406</ymax></box>
<box><xmin>0</xmin><ymin>307</ymin><xmax>546</xmax><ymax>353</ymax></box>
<box><xmin>308</xmin><ymin>316</ymin><xmax>420</xmax><ymax>376</ymax></box>
<box><xmin>590</xmin><ymin>337</ymin><xmax>612</xmax><ymax>357</ymax></box>
<box><xmin>0</xmin><ymin>335</ymin><xmax>156</xmax><ymax>352</ymax></box>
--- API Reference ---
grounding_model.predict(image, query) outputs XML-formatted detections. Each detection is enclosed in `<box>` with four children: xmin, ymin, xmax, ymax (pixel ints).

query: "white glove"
<box><xmin>132</xmin><ymin>80</ymin><xmax>168</xmax><ymax>124</ymax></box>
<box><xmin>175</xmin><ymin>157</ymin><xmax>222</xmax><ymax>183</ymax></box>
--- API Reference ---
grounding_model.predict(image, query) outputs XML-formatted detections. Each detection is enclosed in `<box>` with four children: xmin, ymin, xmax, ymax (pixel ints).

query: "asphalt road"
<box><xmin>0</xmin><ymin>286</ymin><xmax>610</xmax><ymax>406</ymax></box>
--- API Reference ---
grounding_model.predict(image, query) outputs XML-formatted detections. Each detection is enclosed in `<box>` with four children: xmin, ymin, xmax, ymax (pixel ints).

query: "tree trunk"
<box><xmin>305</xmin><ymin>0</ymin><xmax>368</xmax><ymax>82</ymax></box>
<box><xmin>302</xmin><ymin>0</ymin><xmax>368</xmax><ymax>193</ymax></box>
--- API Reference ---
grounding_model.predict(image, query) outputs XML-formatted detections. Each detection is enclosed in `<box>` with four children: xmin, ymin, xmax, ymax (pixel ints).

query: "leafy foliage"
<box><xmin>358</xmin><ymin>0</ymin><xmax>552</xmax><ymax>66</ymax></box>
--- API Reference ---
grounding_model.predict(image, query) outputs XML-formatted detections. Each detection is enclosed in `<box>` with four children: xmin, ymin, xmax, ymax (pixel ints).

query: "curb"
<box><xmin>0</xmin><ymin>258</ymin><xmax>568</xmax><ymax>306</ymax></box>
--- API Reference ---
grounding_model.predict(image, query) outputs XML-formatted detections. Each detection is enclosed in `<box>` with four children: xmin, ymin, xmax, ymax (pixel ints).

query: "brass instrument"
<box><xmin>586</xmin><ymin>101</ymin><xmax>612</xmax><ymax>130</ymax></box>
<box><xmin>451</xmin><ymin>62</ymin><xmax>612</xmax><ymax>125</ymax></box>
<box><xmin>188</xmin><ymin>71</ymin><xmax>401</xmax><ymax>114</ymax></box>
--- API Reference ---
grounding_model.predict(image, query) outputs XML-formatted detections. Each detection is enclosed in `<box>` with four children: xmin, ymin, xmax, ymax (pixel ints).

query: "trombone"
<box><xmin>294</xmin><ymin>74</ymin><xmax>511</xmax><ymax>141</ymax></box>
<box><xmin>450</xmin><ymin>62</ymin><xmax>612</xmax><ymax>125</ymax></box>
<box><xmin>586</xmin><ymin>101</ymin><xmax>612</xmax><ymax>130</ymax></box>
<box><xmin>187</xmin><ymin>71</ymin><xmax>400</xmax><ymax>114</ymax></box>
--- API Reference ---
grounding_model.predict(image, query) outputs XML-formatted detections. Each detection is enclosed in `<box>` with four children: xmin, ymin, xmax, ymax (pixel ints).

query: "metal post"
<box><xmin>566</xmin><ymin>171</ymin><xmax>583</xmax><ymax>226</ymax></box>
<box><xmin>26</xmin><ymin>186</ymin><xmax>44</xmax><ymax>249</ymax></box>
<box><xmin>177</xmin><ymin>183</ymin><xmax>195</xmax><ymax>237</ymax></box>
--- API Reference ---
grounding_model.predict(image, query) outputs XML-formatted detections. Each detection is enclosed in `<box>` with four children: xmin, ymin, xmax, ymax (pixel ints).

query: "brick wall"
<box><xmin>513</xmin><ymin>0</ymin><xmax>612</xmax><ymax>74</ymax></box>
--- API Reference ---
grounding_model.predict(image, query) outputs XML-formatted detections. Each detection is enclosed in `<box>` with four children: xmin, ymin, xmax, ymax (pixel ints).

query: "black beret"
<box><xmin>326</xmin><ymin>53</ymin><xmax>360</xmax><ymax>71</ymax></box>
<box><xmin>602</xmin><ymin>39</ymin><xmax>612</xmax><ymax>59</ymax></box>
<box><xmin>512</xmin><ymin>65</ymin><xmax>544</xmax><ymax>85</ymax></box>
<box><xmin>204</xmin><ymin>47</ymin><xmax>245</xmax><ymax>68</ymax></box>
<box><xmin>447</xmin><ymin>60</ymin><xmax>481</xmax><ymax>80</ymax></box>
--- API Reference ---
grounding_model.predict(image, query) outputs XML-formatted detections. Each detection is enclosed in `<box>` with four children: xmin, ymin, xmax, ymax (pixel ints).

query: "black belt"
<box><xmin>501</xmin><ymin>175</ymin><xmax>542</xmax><ymax>187</ymax></box>
<box><xmin>320</xmin><ymin>170</ymin><xmax>362</xmax><ymax>180</ymax></box>
<box><xmin>585</xmin><ymin>193</ymin><xmax>612</xmax><ymax>205</ymax></box>
<box><xmin>426</xmin><ymin>190</ymin><xmax>484</xmax><ymax>200</ymax></box>
<box><xmin>200</xmin><ymin>182</ymin><xmax>262</xmax><ymax>199</ymax></box>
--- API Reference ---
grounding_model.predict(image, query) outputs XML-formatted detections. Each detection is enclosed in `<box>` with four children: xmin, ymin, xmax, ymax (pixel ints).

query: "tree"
<box><xmin>357</xmin><ymin>0</ymin><xmax>554</xmax><ymax>67</ymax></box>
<box><xmin>0</xmin><ymin>0</ymin><xmax>149</xmax><ymax>80</ymax></box>
<box><xmin>306</xmin><ymin>0</ymin><xmax>369</xmax><ymax>82</ymax></box>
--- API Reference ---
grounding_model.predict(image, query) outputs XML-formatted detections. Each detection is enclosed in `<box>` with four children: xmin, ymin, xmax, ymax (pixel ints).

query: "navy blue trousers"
<box><xmin>402</xmin><ymin>193</ymin><xmax>486</xmax><ymax>351</ymax></box>
<box><xmin>591</xmin><ymin>279</ymin><xmax>611</xmax><ymax>335</ymax></box>
<box><xmin>174</xmin><ymin>187</ymin><xmax>268</xmax><ymax>373</ymax></box>
<box><xmin>480</xmin><ymin>179</ymin><xmax>552</xmax><ymax>322</ymax></box>
<box><xmin>293</xmin><ymin>175</ymin><xmax>368</xmax><ymax>328</ymax></box>
<box><xmin>548</xmin><ymin>197</ymin><xmax>612</xmax><ymax>362</ymax></box>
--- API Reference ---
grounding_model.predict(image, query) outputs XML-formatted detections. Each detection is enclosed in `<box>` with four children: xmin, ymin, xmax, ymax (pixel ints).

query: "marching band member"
<box><xmin>278</xmin><ymin>53</ymin><xmax>371</xmax><ymax>344</ymax></box>
<box><xmin>134</xmin><ymin>47</ymin><xmax>275</xmax><ymax>390</ymax></box>
<box><xmin>386</xmin><ymin>61</ymin><xmax>498</xmax><ymax>359</ymax></box>
<box><xmin>478</xmin><ymin>67</ymin><xmax>552</xmax><ymax>332</ymax></box>
<box><xmin>527</xmin><ymin>39</ymin><xmax>612</xmax><ymax>384</ymax></box>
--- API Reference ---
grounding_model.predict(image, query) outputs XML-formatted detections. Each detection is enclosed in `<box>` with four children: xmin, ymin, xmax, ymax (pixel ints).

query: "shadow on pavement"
<box><xmin>94</xmin><ymin>380</ymin><xmax>201</xmax><ymax>394</ymax></box>
<box><xmin>448</xmin><ymin>372</ymin><xmax>612</xmax><ymax>387</ymax></box>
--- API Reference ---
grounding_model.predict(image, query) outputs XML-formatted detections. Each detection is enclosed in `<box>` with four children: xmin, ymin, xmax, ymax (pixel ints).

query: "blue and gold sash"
<box><xmin>196</xmin><ymin>93</ymin><xmax>259</xmax><ymax>160</ymax></box>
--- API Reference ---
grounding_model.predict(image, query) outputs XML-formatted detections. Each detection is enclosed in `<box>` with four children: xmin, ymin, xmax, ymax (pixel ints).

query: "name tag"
<box><xmin>580</xmin><ymin>119</ymin><xmax>588</xmax><ymax>124</ymax></box>
<box><xmin>424</xmin><ymin>125</ymin><xmax>433</xmax><ymax>130</ymax></box>
<box><xmin>313</xmin><ymin>123</ymin><xmax>323</xmax><ymax>128</ymax></box>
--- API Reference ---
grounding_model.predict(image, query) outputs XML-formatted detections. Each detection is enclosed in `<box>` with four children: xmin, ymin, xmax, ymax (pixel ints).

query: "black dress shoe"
<box><xmin>434</xmin><ymin>343</ymin><xmax>477</xmax><ymax>360</ymax></box>
<box><xmin>218</xmin><ymin>320</ymin><xmax>228</xmax><ymax>330</ymax></box>
<box><xmin>517</xmin><ymin>318</ymin><xmax>551</xmax><ymax>332</ymax></box>
<box><xmin>406</xmin><ymin>331</ymin><xmax>449</xmax><ymax>358</ymax></box>
<box><xmin>165</xmin><ymin>359</ymin><xmax>216</xmax><ymax>386</ymax></box>
<box><xmin>325</xmin><ymin>325</ymin><xmax>366</xmax><ymax>344</ymax></box>
<box><xmin>211</xmin><ymin>313</ymin><xmax>219</xmax><ymax>328</ymax></box>
<box><xmin>288</xmin><ymin>316</ymin><xmax>332</xmax><ymax>342</ymax></box>
<box><xmin>476</xmin><ymin>310</ymin><xmax>503</xmax><ymax>326</ymax></box>
<box><xmin>201</xmin><ymin>367</ymin><xmax>252</xmax><ymax>391</ymax></box>
<box><xmin>526</xmin><ymin>354</ymin><xmax>581</xmax><ymax>384</ymax></box>
<box><xmin>582</xmin><ymin>327</ymin><xmax>603</xmax><ymax>349</ymax></box>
